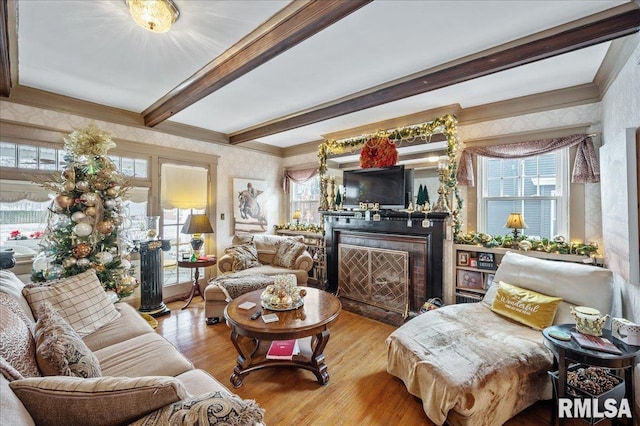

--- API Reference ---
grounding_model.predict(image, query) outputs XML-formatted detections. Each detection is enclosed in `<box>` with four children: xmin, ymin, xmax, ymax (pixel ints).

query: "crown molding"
<box><xmin>459</xmin><ymin>84</ymin><xmax>600</xmax><ymax>125</ymax></box>
<box><xmin>594</xmin><ymin>32</ymin><xmax>639</xmax><ymax>95</ymax></box>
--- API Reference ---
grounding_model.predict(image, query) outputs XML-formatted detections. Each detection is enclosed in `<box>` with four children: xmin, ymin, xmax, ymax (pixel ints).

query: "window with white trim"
<box><xmin>290</xmin><ymin>177</ymin><xmax>321</xmax><ymax>224</ymax></box>
<box><xmin>477</xmin><ymin>150</ymin><xmax>569</xmax><ymax>239</ymax></box>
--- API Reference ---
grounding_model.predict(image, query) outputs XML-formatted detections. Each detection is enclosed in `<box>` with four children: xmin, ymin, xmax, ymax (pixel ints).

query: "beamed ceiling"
<box><xmin>1</xmin><ymin>0</ymin><xmax>639</xmax><ymax>160</ymax></box>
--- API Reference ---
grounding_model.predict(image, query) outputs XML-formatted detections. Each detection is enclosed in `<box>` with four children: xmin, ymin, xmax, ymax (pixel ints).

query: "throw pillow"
<box><xmin>490</xmin><ymin>281</ymin><xmax>563</xmax><ymax>330</ymax></box>
<box><xmin>0</xmin><ymin>293</ymin><xmax>41</xmax><ymax>378</ymax></box>
<box><xmin>225</xmin><ymin>242</ymin><xmax>261</xmax><ymax>271</ymax></box>
<box><xmin>34</xmin><ymin>302</ymin><xmax>101</xmax><ymax>378</ymax></box>
<box><xmin>0</xmin><ymin>270</ymin><xmax>35</xmax><ymax>322</ymax></box>
<box><xmin>0</xmin><ymin>355</ymin><xmax>25</xmax><ymax>381</ymax></box>
<box><xmin>130</xmin><ymin>391</ymin><xmax>265</xmax><ymax>426</ymax></box>
<box><xmin>9</xmin><ymin>375</ymin><xmax>188</xmax><ymax>426</ymax></box>
<box><xmin>272</xmin><ymin>238</ymin><xmax>307</xmax><ymax>268</ymax></box>
<box><xmin>22</xmin><ymin>269</ymin><xmax>120</xmax><ymax>337</ymax></box>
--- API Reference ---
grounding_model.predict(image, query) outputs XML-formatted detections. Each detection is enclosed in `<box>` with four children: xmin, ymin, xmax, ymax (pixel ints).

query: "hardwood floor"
<box><xmin>156</xmin><ymin>297</ymin><xmax>616</xmax><ymax>426</ymax></box>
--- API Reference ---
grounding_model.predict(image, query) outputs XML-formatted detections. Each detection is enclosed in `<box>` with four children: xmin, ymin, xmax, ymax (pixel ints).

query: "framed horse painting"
<box><xmin>233</xmin><ymin>178</ymin><xmax>268</xmax><ymax>233</ymax></box>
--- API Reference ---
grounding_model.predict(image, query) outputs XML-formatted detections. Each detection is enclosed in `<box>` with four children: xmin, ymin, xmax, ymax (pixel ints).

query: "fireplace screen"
<box><xmin>338</xmin><ymin>244</ymin><xmax>409</xmax><ymax>316</ymax></box>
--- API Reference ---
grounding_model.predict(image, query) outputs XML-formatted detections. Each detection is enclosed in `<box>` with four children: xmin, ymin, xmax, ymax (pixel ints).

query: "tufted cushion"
<box><xmin>130</xmin><ymin>390</ymin><xmax>265</xmax><ymax>426</ymax></box>
<box><xmin>22</xmin><ymin>270</ymin><xmax>120</xmax><ymax>337</ymax></box>
<box><xmin>272</xmin><ymin>239</ymin><xmax>307</xmax><ymax>269</ymax></box>
<box><xmin>0</xmin><ymin>293</ymin><xmax>40</xmax><ymax>378</ymax></box>
<box><xmin>9</xmin><ymin>375</ymin><xmax>188</xmax><ymax>426</ymax></box>
<box><xmin>34</xmin><ymin>302</ymin><xmax>101</xmax><ymax>378</ymax></box>
<box><xmin>490</xmin><ymin>281</ymin><xmax>562</xmax><ymax>330</ymax></box>
<box><xmin>225</xmin><ymin>242</ymin><xmax>261</xmax><ymax>271</ymax></box>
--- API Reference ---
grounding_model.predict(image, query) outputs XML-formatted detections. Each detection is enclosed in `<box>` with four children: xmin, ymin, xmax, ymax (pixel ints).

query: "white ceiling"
<box><xmin>12</xmin><ymin>0</ymin><xmax>636</xmax><ymax>151</ymax></box>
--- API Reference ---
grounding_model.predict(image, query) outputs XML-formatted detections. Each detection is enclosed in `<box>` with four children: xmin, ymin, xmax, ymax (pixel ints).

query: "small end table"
<box><xmin>543</xmin><ymin>324</ymin><xmax>640</xmax><ymax>425</ymax></box>
<box><xmin>178</xmin><ymin>258</ymin><xmax>216</xmax><ymax>309</ymax></box>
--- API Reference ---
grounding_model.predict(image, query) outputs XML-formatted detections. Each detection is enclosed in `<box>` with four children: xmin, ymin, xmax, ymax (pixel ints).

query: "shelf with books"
<box><xmin>453</xmin><ymin>244</ymin><xmax>588</xmax><ymax>304</ymax></box>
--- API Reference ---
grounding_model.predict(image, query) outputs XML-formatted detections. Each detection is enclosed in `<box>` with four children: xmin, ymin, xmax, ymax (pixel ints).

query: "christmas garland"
<box><xmin>318</xmin><ymin>114</ymin><xmax>463</xmax><ymax>236</ymax></box>
<box><xmin>455</xmin><ymin>232</ymin><xmax>599</xmax><ymax>256</ymax></box>
<box><xmin>359</xmin><ymin>137</ymin><xmax>397</xmax><ymax>168</ymax></box>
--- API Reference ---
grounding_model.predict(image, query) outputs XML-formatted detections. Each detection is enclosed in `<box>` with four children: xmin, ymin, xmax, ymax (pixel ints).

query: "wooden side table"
<box><xmin>543</xmin><ymin>324</ymin><xmax>640</xmax><ymax>425</ymax></box>
<box><xmin>178</xmin><ymin>258</ymin><xmax>216</xmax><ymax>309</ymax></box>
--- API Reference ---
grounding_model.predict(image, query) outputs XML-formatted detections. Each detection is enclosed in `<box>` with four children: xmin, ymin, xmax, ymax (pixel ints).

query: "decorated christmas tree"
<box><xmin>416</xmin><ymin>184</ymin><xmax>425</xmax><ymax>206</ymax></box>
<box><xmin>31</xmin><ymin>123</ymin><xmax>138</xmax><ymax>300</ymax></box>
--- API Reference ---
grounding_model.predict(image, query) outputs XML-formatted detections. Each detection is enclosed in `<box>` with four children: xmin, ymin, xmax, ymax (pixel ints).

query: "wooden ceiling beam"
<box><xmin>142</xmin><ymin>0</ymin><xmax>372</xmax><ymax>128</ymax></box>
<box><xmin>0</xmin><ymin>0</ymin><xmax>12</xmax><ymax>97</ymax></box>
<box><xmin>229</xmin><ymin>7</ymin><xmax>640</xmax><ymax>145</ymax></box>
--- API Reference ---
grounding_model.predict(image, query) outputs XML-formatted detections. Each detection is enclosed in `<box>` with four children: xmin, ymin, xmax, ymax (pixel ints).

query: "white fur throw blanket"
<box><xmin>386</xmin><ymin>303</ymin><xmax>553</xmax><ymax>425</ymax></box>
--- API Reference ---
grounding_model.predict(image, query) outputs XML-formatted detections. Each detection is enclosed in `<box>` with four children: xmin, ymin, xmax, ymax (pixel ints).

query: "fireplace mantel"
<box><xmin>323</xmin><ymin>211</ymin><xmax>448</xmax><ymax>313</ymax></box>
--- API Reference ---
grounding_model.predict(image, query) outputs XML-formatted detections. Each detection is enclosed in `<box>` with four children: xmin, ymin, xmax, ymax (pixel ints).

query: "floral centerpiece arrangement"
<box><xmin>455</xmin><ymin>232</ymin><xmax>599</xmax><ymax>256</ymax></box>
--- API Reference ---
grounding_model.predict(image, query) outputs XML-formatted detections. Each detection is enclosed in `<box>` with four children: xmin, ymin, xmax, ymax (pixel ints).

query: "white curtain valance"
<box><xmin>128</xmin><ymin>187</ymin><xmax>149</xmax><ymax>204</ymax></box>
<box><xmin>0</xmin><ymin>180</ymin><xmax>52</xmax><ymax>202</ymax></box>
<box><xmin>160</xmin><ymin>164</ymin><xmax>208</xmax><ymax>210</ymax></box>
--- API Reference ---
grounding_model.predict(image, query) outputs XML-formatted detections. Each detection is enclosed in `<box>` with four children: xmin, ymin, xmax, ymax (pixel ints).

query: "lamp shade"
<box><xmin>292</xmin><ymin>210</ymin><xmax>302</xmax><ymax>220</ymax></box>
<box><xmin>181</xmin><ymin>214</ymin><xmax>214</xmax><ymax>235</ymax></box>
<box><xmin>505</xmin><ymin>213</ymin><xmax>528</xmax><ymax>229</ymax></box>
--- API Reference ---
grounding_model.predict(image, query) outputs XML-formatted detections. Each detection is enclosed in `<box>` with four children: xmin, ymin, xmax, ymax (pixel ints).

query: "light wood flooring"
<box><xmin>156</xmin><ymin>297</ymin><xmax>616</xmax><ymax>426</ymax></box>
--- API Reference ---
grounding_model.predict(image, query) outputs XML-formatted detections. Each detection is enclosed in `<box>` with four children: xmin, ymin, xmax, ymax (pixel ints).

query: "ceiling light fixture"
<box><xmin>126</xmin><ymin>0</ymin><xmax>179</xmax><ymax>34</ymax></box>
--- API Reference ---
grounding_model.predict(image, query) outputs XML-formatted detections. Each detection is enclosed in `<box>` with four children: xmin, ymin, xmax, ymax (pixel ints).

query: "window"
<box><xmin>477</xmin><ymin>150</ymin><xmax>568</xmax><ymax>239</ymax></box>
<box><xmin>1</xmin><ymin>142</ymin><xmax>66</xmax><ymax>170</ymax></box>
<box><xmin>290</xmin><ymin>177</ymin><xmax>321</xmax><ymax>224</ymax></box>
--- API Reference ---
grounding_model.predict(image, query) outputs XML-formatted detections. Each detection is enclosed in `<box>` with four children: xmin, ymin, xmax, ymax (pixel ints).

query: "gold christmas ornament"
<box><xmin>96</xmin><ymin>220</ymin><xmax>115</xmax><ymax>235</ymax></box>
<box><xmin>63</xmin><ymin>181</ymin><xmax>75</xmax><ymax>192</ymax></box>
<box><xmin>106</xmin><ymin>187</ymin><xmax>117</xmax><ymax>197</ymax></box>
<box><xmin>62</xmin><ymin>257</ymin><xmax>77</xmax><ymax>268</ymax></box>
<box><xmin>94</xmin><ymin>181</ymin><xmax>107</xmax><ymax>190</ymax></box>
<box><xmin>73</xmin><ymin>243</ymin><xmax>92</xmax><ymax>258</ymax></box>
<box><xmin>55</xmin><ymin>194</ymin><xmax>74</xmax><ymax>209</ymax></box>
<box><xmin>75</xmin><ymin>181</ymin><xmax>90</xmax><ymax>192</ymax></box>
<box><xmin>62</xmin><ymin>168</ymin><xmax>75</xmax><ymax>181</ymax></box>
<box><xmin>85</xmin><ymin>206</ymin><xmax>97</xmax><ymax>217</ymax></box>
<box><xmin>92</xmin><ymin>263</ymin><xmax>106</xmax><ymax>272</ymax></box>
<box><xmin>119</xmin><ymin>275</ymin><xmax>138</xmax><ymax>292</ymax></box>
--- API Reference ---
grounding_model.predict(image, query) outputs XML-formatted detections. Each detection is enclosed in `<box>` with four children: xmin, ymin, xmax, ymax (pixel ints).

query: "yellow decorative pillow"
<box><xmin>490</xmin><ymin>281</ymin><xmax>562</xmax><ymax>330</ymax></box>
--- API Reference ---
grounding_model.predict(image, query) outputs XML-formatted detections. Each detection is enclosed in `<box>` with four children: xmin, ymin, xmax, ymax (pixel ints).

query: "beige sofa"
<box><xmin>0</xmin><ymin>270</ymin><xmax>264</xmax><ymax>426</ymax></box>
<box><xmin>386</xmin><ymin>251</ymin><xmax>615</xmax><ymax>426</ymax></box>
<box><xmin>205</xmin><ymin>234</ymin><xmax>313</xmax><ymax>323</ymax></box>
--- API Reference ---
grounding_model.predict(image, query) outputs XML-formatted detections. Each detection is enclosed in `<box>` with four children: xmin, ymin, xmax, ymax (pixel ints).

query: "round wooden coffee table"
<box><xmin>224</xmin><ymin>287</ymin><xmax>341</xmax><ymax>387</ymax></box>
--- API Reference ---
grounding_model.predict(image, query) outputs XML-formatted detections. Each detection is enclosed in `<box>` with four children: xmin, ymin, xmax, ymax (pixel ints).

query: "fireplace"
<box><xmin>323</xmin><ymin>211</ymin><xmax>448</xmax><ymax>318</ymax></box>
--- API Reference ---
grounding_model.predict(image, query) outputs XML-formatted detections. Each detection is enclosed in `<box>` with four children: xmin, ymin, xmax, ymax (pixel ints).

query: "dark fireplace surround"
<box><xmin>323</xmin><ymin>211</ymin><xmax>448</xmax><ymax>316</ymax></box>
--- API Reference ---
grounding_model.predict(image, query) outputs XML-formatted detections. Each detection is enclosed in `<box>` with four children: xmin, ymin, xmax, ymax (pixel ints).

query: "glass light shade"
<box><xmin>505</xmin><ymin>213</ymin><xmax>528</xmax><ymax>229</ymax></box>
<box><xmin>126</xmin><ymin>0</ymin><xmax>179</xmax><ymax>33</ymax></box>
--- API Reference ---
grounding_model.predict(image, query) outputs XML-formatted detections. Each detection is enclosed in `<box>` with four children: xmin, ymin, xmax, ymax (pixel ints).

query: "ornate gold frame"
<box><xmin>317</xmin><ymin>113</ymin><xmax>462</xmax><ymax>236</ymax></box>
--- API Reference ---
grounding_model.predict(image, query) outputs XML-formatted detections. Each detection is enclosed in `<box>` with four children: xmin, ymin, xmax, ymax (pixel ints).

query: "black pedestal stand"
<box><xmin>138</xmin><ymin>239</ymin><xmax>171</xmax><ymax>317</ymax></box>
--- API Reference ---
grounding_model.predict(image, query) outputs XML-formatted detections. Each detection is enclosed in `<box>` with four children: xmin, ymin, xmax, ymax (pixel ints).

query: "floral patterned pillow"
<box><xmin>225</xmin><ymin>243</ymin><xmax>261</xmax><ymax>271</ymax></box>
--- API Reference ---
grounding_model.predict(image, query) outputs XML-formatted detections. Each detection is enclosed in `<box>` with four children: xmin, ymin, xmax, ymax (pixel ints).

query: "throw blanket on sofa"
<box><xmin>209</xmin><ymin>273</ymin><xmax>274</xmax><ymax>301</ymax></box>
<box><xmin>386</xmin><ymin>302</ymin><xmax>553</xmax><ymax>426</ymax></box>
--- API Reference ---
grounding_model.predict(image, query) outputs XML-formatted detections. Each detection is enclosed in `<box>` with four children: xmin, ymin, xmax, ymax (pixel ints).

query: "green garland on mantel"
<box><xmin>455</xmin><ymin>232</ymin><xmax>599</xmax><ymax>256</ymax></box>
<box><xmin>274</xmin><ymin>223</ymin><xmax>324</xmax><ymax>234</ymax></box>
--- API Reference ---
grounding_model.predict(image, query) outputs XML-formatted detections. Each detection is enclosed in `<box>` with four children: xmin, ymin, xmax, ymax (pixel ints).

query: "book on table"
<box><xmin>266</xmin><ymin>339</ymin><xmax>300</xmax><ymax>360</ymax></box>
<box><xmin>570</xmin><ymin>332</ymin><xmax>622</xmax><ymax>355</ymax></box>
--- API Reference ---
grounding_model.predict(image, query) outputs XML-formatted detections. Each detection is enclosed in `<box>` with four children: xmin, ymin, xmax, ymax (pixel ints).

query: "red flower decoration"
<box><xmin>359</xmin><ymin>137</ymin><xmax>398</xmax><ymax>168</ymax></box>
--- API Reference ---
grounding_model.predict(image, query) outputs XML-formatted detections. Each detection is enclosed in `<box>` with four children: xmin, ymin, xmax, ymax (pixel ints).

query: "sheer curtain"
<box><xmin>456</xmin><ymin>134</ymin><xmax>599</xmax><ymax>187</ymax></box>
<box><xmin>282</xmin><ymin>168</ymin><xmax>318</xmax><ymax>193</ymax></box>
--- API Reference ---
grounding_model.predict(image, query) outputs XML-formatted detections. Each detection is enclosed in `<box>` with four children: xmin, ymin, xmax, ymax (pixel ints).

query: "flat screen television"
<box><xmin>343</xmin><ymin>165</ymin><xmax>407</xmax><ymax>210</ymax></box>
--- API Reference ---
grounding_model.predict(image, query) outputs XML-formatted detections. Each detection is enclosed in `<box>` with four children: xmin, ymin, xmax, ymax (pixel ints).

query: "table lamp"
<box><xmin>181</xmin><ymin>214</ymin><xmax>214</xmax><ymax>260</ymax></box>
<box><xmin>292</xmin><ymin>210</ymin><xmax>302</xmax><ymax>225</ymax></box>
<box><xmin>505</xmin><ymin>213</ymin><xmax>527</xmax><ymax>247</ymax></box>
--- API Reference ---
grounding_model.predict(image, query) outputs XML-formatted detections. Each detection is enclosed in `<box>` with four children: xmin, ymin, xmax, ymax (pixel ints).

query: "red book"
<box><xmin>266</xmin><ymin>339</ymin><xmax>299</xmax><ymax>360</ymax></box>
<box><xmin>571</xmin><ymin>332</ymin><xmax>622</xmax><ymax>355</ymax></box>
